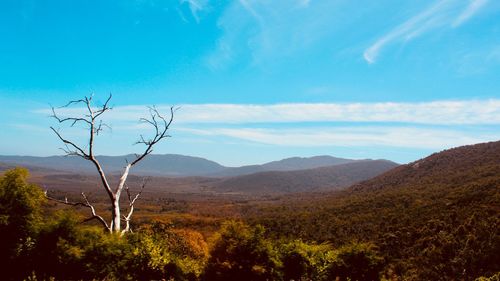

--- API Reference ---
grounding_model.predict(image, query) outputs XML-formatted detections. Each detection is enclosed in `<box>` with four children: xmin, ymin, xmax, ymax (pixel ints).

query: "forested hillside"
<box><xmin>247</xmin><ymin>141</ymin><xmax>500</xmax><ymax>280</ymax></box>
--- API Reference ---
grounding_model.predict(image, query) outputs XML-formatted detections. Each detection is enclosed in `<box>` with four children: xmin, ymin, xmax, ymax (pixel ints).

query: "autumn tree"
<box><xmin>48</xmin><ymin>94</ymin><xmax>174</xmax><ymax>234</ymax></box>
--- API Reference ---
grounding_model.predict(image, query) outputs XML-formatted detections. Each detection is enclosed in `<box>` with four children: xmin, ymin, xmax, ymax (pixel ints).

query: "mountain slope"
<box><xmin>262</xmin><ymin>155</ymin><xmax>356</xmax><ymax>170</ymax></box>
<box><xmin>350</xmin><ymin>140</ymin><xmax>500</xmax><ymax>192</ymax></box>
<box><xmin>247</xmin><ymin>141</ymin><xmax>500</xmax><ymax>280</ymax></box>
<box><xmin>213</xmin><ymin>160</ymin><xmax>398</xmax><ymax>194</ymax></box>
<box><xmin>213</xmin><ymin>155</ymin><xmax>357</xmax><ymax>177</ymax></box>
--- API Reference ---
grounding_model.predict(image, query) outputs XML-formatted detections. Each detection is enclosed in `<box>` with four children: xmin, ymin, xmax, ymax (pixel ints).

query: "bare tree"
<box><xmin>47</xmin><ymin>94</ymin><xmax>174</xmax><ymax>234</ymax></box>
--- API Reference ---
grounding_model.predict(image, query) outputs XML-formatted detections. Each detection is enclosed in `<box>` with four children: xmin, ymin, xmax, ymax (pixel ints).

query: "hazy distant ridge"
<box><xmin>0</xmin><ymin>154</ymin><xmax>382</xmax><ymax>177</ymax></box>
<box><xmin>214</xmin><ymin>160</ymin><xmax>398</xmax><ymax>194</ymax></box>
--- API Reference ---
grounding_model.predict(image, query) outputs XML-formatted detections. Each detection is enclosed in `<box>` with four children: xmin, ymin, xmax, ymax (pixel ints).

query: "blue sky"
<box><xmin>1</xmin><ymin>0</ymin><xmax>499</xmax><ymax>166</ymax></box>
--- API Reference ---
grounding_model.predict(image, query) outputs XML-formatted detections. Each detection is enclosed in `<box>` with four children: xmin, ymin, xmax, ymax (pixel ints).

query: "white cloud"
<box><xmin>180</xmin><ymin>0</ymin><xmax>208</xmax><ymax>23</ymax></box>
<box><xmin>364</xmin><ymin>0</ymin><xmax>453</xmax><ymax>64</ymax></box>
<box><xmin>452</xmin><ymin>0</ymin><xmax>489</xmax><ymax>27</ymax></box>
<box><xmin>174</xmin><ymin>100</ymin><xmax>500</xmax><ymax>124</ymax></box>
<box><xmin>206</xmin><ymin>0</ymin><xmax>492</xmax><ymax>67</ymax></box>
<box><xmin>9</xmin><ymin>123</ymin><xmax>49</xmax><ymax>133</ymax></box>
<box><xmin>364</xmin><ymin>0</ymin><xmax>490</xmax><ymax>64</ymax></box>
<box><xmin>238</xmin><ymin>0</ymin><xmax>264</xmax><ymax>23</ymax></box>
<box><xmin>205</xmin><ymin>0</ymin><xmax>344</xmax><ymax>68</ymax></box>
<box><xmin>177</xmin><ymin>126</ymin><xmax>499</xmax><ymax>149</ymax></box>
<box><xmin>38</xmin><ymin>99</ymin><xmax>500</xmax><ymax>125</ymax></box>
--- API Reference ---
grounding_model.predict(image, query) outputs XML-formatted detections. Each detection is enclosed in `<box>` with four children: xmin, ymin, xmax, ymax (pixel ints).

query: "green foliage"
<box><xmin>476</xmin><ymin>272</ymin><xmax>500</xmax><ymax>281</ymax></box>
<box><xmin>29</xmin><ymin>217</ymin><xmax>209</xmax><ymax>281</ymax></box>
<box><xmin>279</xmin><ymin>240</ymin><xmax>384</xmax><ymax>281</ymax></box>
<box><xmin>204</xmin><ymin>223</ymin><xmax>384</xmax><ymax>281</ymax></box>
<box><xmin>30</xmin><ymin>211</ymin><xmax>132</xmax><ymax>280</ymax></box>
<box><xmin>204</xmin><ymin>221</ymin><xmax>281</xmax><ymax>281</ymax></box>
<box><xmin>325</xmin><ymin>242</ymin><xmax>384</xmax><ymax>281</ymax></box>
<box><xmin>279</xmin><ymin>240</ymin><xmax>332</xmax><ymax>281</ymax></box>
<box><xmin>246</xmin><ymin>145</ymin><xmax>500</xmax><ymax>280</ymax></box>
<box><xmin>127</xmin><ymin>221</ymin><xmax>208</xmax><ymax>280</ymax></box>
<box><xmin>0</xmin><ymin>168</ymin><xmax>45</xmax><ymax>280</ymax></box>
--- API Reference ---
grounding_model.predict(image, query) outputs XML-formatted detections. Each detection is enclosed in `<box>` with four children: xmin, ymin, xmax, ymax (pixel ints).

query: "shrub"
<box><xmin>324</xmin><ymin>242</ymin><xmax>385</xmax><ymax>281</ymax></box>
<box><xmin>204</xmin><ymin>221</ymin><xmax>281</xmax><ymax>281</ymax></box>
<box><xmin>126</xmin><ymin>221</ymin><xmax>208</xmax><ymax>280</ymax></box>
<box><xmin>0</xmin><ymin>168</ymin><xmax>45</xmax><ymax>280</ymax></box>
<box><xmin>279</xmin><ymin>240</ymin><xmax>332</xmax><ymax>281</ymax></box>
<box><xmin>31</xmin><ymin>212</ymin><xmax>131</xmax><ymax>280</ymax></box>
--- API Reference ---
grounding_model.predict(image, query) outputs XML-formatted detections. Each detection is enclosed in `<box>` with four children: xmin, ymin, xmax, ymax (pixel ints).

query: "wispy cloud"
<box><xmin>364</xmin><ymin>0</ymin><xmax>490</xmax><ymax>64</ymax></box>
<box><xmin>178</xmin><ymin>126</ymin><xmax>499</xmax><ymax>149</ymax></box>
<box><xmin>454</xmin><ymin>45</ymin><xmax>500</xmax><ymax>75</ymax></box>
<box><xmin>33</xmin><ymin>99</ymin><xmax>500</xmax><ymax>156</ymax></box>
<box><xmin>205</xmin><ymin>0</ymin><xmax>345</xmax><ymax>68</ymax></box>
<box><xmin>38</xmin><ymin>99</ymin><xmax>500</xmax><ymax>125</ymax></box>
<box><xmin>180</xmin><ymin>0</ymin><xmax>208</xmax><ymax>23</ymax></box>
<box><xmin>9</xmin><ymin>123</ymin><xmax>49</xmax><ymax>133</ymax></box>
<box><xmin>298</xmin><ymin>0</ymin><xmax>312</xmax><ymax>8</ymax></box>
<box><xmin>238</xmin><ymin>0</ymin><xmax>264</xmax><ymax>23</ymax></box>
<box><xmin>452</xmin><ymin>0</ymin><xmax>489</xmax><ymax>27</ymax></box>
<box><xmin>175</xmin><ymin>100</ymin><xmax>500</xmax><ymax>125</ymax></box>
<box><xmin>207</xmin><ymin>0</ymin><xmax>493</xmax><ymax>68</ymax></box>
<box><xmin>364</xmin><ymin>0</ymin><xmax>452</xmax><ymax>64</ymax></box>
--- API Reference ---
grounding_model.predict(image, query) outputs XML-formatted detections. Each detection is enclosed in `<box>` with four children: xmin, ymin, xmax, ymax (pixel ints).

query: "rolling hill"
<box><xmin>247</xmin><ymin>141</ymin><xmax>500</xmax><ymax>280</ymax></box>
<box><xmin>212</xmin><ymin>155</ymin><xmax>358</xmax><ymax>177</ymax></box>
<box><xmin>214</xmin><ymin>160</ymin><xmax>398</xmax><ymax>194</ymax></box>
<box><xmin>350</xmin><ymin>140</ymin><xmax>500</xmax><ymax>192</ymax></box>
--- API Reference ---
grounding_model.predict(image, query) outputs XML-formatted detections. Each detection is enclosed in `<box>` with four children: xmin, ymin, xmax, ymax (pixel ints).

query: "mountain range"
<box><xmin>0</xmin><ymin>154</ymin><xmax>383</xmax><ymax>177</ymax></box>
<box><xmin>214</xmin><ymin>160</ymin><xmax>398</xmax><ymax>193</ymax></box>
<box><xmin>0</xmin><ymin>154</ymin><xmax>398</xmax><ymax>194</ymax></box>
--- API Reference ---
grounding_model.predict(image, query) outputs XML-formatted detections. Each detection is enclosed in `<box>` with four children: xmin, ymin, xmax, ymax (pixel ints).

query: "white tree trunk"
<box><xmin>111</xmin><ymin>164</ymin><xmax>131</xmax><ymax>233</ymax></box>
<box><xmin>112</xmin><ymin>197</ymin><xmax>121</xmax><ymax>232</ymax></box>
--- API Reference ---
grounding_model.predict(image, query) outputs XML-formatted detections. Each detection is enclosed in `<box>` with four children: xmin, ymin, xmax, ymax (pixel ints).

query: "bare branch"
<box><xmin>51</xmin><ymin>107</ymin><xmax>92</xmax><ymax>127</ymax></box>
<box><xmin>80</xmin><ymin>193</ymin><xmax>110</xmax><ymax>231</ymax></box>
<box><xmin>95</xmin><ymin>120</ymin><xmax>111</xmax><ymax>135</ymax></box>
<box><xmin>94</xmin><ymin>94</ymin><xmax>113</xmax><ymax>119</ymax></box>
<box><xmin>121</xmin><ymin>179</ymin><xmax>148</xmax><ymax>234</ymax></box>
<box><xmin>46</xmin><ymin>191</ymin><xmax>110</xmax><ymax>232</ymax></box>
<box><xmin>52</xmin><ymin>94</ymin><xmax>114</xmax><ymax>199</ymax></box>
<box><xmin>126</xmin><ymin>178</ymin><xmax>147</xmax><ymax>207</ymax></box>
<box><xmin>60</xmin><ymin>98</ymin><xmax>87</xmax><ymax>108</ymax></box>
<box><xmin>131</xmin><ymin>106</ymin><xmax>175</xmax><ymax>166</ymax></box>
<box><xmin>50</xmin><ymin>127</ymin><xmax>90</xmax><ymax>159</ymax></box>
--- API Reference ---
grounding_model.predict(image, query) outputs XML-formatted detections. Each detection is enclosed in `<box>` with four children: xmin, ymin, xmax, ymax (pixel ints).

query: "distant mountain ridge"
<box><xmin>211</xmin><ymin>155</ymin><xmax>358</xmax><ymax>177</ymax></box>
<box><xmin>0</xmin><ymin>154</ymin><xmax>226</xmax><ymax>176</ymax></box>
<box><xmin>213</xmin><ymin>160</ymin><xmax>399</xmax><ymax>194</ymax></box>
<box><xmin>0</xmin><ymin>154</ymin><xmax>385</xmax><ymax>177</ymax></box>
